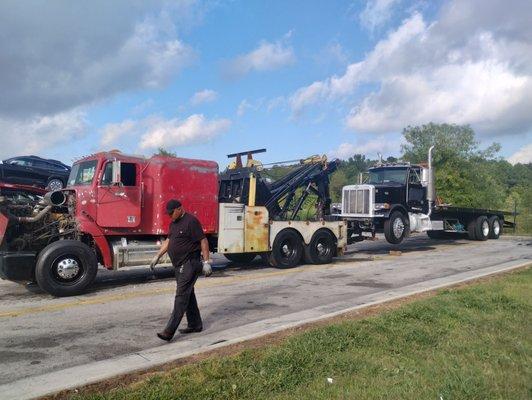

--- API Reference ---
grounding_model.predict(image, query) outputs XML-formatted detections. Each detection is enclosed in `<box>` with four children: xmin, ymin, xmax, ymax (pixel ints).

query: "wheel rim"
<box><xmin>52</xmin><ymin>256</ymin><xmax>84</xmax><ymax>283</ymax></box>
<box><xmin>281</xmin><ymin>240</ymin><xmax>295</xmax><ymax>258</ymax></box>
<box><xmin>48</xmin><ymin>180</ymin><xmax>63</xmax><ymax>191</ymax></box>
<box><xmin>315</xmin><ymin>239</ymin><xmax>331</xmax><ymax>258</ymax></box>
<box><xmin>482</xmin><ymin>221</ymin><xmax>489</xmax><ymax>237</ymax></box>
<box><xmin>493</xmin><ymin>220</ymin><xmax>500</xmax><ymax>235</ymax></box>
<box><xmin>393</xmin><ymin>217</ymin><xmax>405</xmax><ymax>238</ymax></box>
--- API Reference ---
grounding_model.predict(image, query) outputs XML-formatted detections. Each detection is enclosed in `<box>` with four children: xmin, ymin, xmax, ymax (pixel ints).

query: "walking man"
<box><xmin>150</xmin><ymin>199</ymin><xmax>212</xmax><ymax>341</ymax></box>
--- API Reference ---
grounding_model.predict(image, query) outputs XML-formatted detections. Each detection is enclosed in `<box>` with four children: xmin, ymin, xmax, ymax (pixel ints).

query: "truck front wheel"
<box><xmin>268</xmin><ymin>229</ymin><xmax>303</xmax><ymax>268</ymax></box>
<box><xmin>35</xmin><ymin>240</ymin><xmax>98</xmax><ymax>297</ymax></box>
<box><xmin>384</xmin><ymin>211</ymin><xmax>408</xmax><ymax>244</ymax></box>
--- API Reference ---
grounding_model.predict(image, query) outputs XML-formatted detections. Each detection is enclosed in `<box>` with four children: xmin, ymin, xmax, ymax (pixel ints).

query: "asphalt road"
<box><xmin>0</xmin><ymin>234</ymin><xmax>530</xmax><ymax>398</ymax></box>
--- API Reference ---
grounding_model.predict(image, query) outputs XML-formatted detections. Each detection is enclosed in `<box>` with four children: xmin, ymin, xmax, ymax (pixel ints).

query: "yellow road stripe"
<box><xmin>0</xmin><ymin>259</ymin><xmax>373</xmax><ymax>319</ymax></box>
<box><xmin>0</xmin><ymin>241</ymin><xmax>483</xmax><ymax>319</ymax></box>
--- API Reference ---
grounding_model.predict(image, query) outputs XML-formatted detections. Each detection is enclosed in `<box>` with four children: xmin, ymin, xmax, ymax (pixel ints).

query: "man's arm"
<box><xmin>157</xmin><ymin>238</ymin><xmax>169</xmax><ymax>258</ymax></box>
<box><xmin>200</xmin><ymin>237</ymin><xmax>210</xmax><ymax>262</ymax></box>
<box><xmin>200</xmin><ymin>237</ymin><xmax>212</xmax><ymax>277</ymax></box>
<box><xmin>150</xmin><ymin>239</ymin><xmax>169</xmax><ymax>270</ymax></box>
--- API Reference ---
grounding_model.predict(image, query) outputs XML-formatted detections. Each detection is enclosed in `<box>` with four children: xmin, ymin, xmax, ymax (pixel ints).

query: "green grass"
<box><xmin>75</xmin><ymin>269</ymin><xmax>532</xmax><ymax>400</ymax></box>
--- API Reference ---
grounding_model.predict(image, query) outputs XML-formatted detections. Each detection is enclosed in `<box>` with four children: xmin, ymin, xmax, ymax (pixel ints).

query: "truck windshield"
<box><xmin>68</xmin><ymin>160</ymin><xmax>98</xmax><ymax>186</ymax></box>
<box><xmin>368</xmin><ymin>168</ymin><xmax>407</xmax><ymax>184</ymax></box>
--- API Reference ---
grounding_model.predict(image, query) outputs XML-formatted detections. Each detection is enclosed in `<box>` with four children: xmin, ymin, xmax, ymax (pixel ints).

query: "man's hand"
<box><xmin>149</xmin><ymin>254</ymin><xmax>161</xmax><ymax>271</ymax></box>
<box><xmin>202</xmin><ymin>260</ymin><xmax>212</xmax><ymax>277</ymax></box>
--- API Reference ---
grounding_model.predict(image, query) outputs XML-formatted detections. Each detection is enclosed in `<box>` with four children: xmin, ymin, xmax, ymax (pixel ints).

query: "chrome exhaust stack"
<box><xmin>427</xmin><ymin>146</ymin><xmax>435</xmax><ymax>216</ymax></box>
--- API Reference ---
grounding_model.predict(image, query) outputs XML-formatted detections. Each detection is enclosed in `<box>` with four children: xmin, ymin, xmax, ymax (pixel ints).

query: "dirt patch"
<box><xmin>42</xmin><ymin>265</ymin><xmax>530</xmax><ymax>400</ymax></box>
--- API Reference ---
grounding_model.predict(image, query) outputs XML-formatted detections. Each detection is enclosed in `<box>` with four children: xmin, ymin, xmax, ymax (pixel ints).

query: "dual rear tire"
<box><xmin>467</xmin><ymin>215</ymin><xmax>501</xmax><ymax>241</ymax></box>
<box><xmin>268</xmin><ymin>229</ymin><xmax>335</xmax><ymax>268</ymax></box>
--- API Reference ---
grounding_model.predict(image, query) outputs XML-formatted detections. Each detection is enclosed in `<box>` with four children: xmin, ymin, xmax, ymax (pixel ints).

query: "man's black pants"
<box><xmin>164</xmin><ymin>258</ymin><xmax>203</xmax><ymax>334</ymax></box>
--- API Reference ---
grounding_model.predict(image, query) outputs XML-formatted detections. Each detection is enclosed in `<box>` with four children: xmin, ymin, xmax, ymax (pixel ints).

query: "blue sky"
<box><xmin>1</xmin><ymin>0</ymin><xmax>531</xmax><ymax>167</ymax></box>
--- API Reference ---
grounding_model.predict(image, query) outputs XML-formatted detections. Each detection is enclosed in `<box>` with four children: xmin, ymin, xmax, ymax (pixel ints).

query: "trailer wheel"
<box><xmin>384</xmin><ymin>211</ymin><xmax>408</xmax><ymax>244</ymax></box>
<box><xmin>304</xmin><ymin>230</ymin><xmax>335</xmax><ymax>265</ymax></box>
<box><xmin>35</xmin><ymin>240</ymin><xmax>98</xmax><ymax>297</ymax></box>
<box><xmin>224</xmin><ymin>253</ymin><xmax>256</xmax><ymax>264</ymax></box>
<box><xmin>469</xmin><ymin>216</ymin><xmax>489</xmax><ymax>241</ymax></box>
<box><xmin>488</xmin><ymin>216</ymin><xmax>501</xmax><ymax>239</ymax></box>
<box><xmin>268</xmin><ymin>229</ymin><xmax>303</xmax><ymax>268</ymax></box>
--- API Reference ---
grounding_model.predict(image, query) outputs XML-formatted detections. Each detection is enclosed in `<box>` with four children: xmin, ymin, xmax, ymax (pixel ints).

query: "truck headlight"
<box><xmin>374</xmin><ymin>203</ymin><xmax>390</xmax><ymax>210</ymax></box>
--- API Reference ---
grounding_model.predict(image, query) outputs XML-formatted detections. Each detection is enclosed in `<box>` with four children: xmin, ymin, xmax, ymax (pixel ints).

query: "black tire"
<box><xmin>469</xmin><ymin>215</ymin><xmax>489</xmax><ymax>241</ymax></box>
<box><xmin>488</xmin><ymin>216</ymin><xmax>501</xmax><ymax>239</ymax></box>
<box><xmin>268</xmin><ymin>229</ymin><xmax>303</xmax><ymax>268</ymax></box>
<box><xmin>304</xmin><ymin>230</ymin><xmax>335</xmax><ymax>264</ymax></box>
<box><xmin>46</xmin><ymin>178</ymin><xmax>64</xmax><ymax>191</ymax></box>
<box><xmin>35</xmin><ymin>240</ymin><xmax>98</xmax><ymax>297</ymax></box>
<box><xmin>224</xmin><ymin>253</ymin><xmax>256</xmax><ymax>264</ymax></box>
<box><xmin>384</xmin><ymin>211</ymin><xmax>408</xmax><ymax>244</ymax></box>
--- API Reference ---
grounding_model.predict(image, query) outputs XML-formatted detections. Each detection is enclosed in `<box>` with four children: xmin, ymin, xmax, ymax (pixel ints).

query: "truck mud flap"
<box><xmin>0</xmin><ymin>252</ymin><xmax>36</xmax><ymax>282</ymax></box>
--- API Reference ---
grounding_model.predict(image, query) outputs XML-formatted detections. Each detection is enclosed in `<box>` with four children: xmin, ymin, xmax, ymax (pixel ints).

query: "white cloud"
<box><xmin>237</xmin><ymin>100</ymin><xmax>252</xmax><ymax>117</ymax></box>
<box><xmin>508</xmin><ymin>143</ymin><xmax>532</xmax><ymax>164</ymax></box>
<box><xmin>140</xmin><ymin>114</ymin><xmax>231</xmax><ymax>149</ymax></box>
<box><xmin>0</xmin><ymin>1</ymin><xmax>197</xmax><ymax>119</ymax></box>
<box><xmin>359</xmin><ymin>0</ymin><xmax>401</xmax><ymax>32</ymax></box>
<box><xmin>224</xmin><ymin>36</ymin><xmax>295</xmax><ymax>78</ymax></box>
<box><xmin>190</xmin><ymin>89</ymin><xmax>219</xmax><ymax>106</ymax></box>
<box><xmin>290</xmin><ymin>0</ymin><xmax>532</xmax><ymax>139</ymax></box>
<box><xmin>328</xmin><ymin>136</ymin><xmax>403</xmax><ymax>159</ymax></box>
<box><xmin>100</xmin><ymin>119</ymin><xmax>139</xmax><ymax>148</ymax></box>
<box><xmin>99</xmin><ymin>114</ymin><xmax>231</xmax><ymax>151</ymax></box>
<box><xmin>0</xmin><ymin>110</ymin><xmax>88</xmax><ymax>159</ymax></box>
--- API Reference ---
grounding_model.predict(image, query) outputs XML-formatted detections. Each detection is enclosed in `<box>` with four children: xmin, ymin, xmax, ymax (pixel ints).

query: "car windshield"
<box><xmin>368</xmin><ymin>168</ymin><xmax>407</xmax><ymax>184</ymax></box>
<box><xmin>68</xmin><ymin>160</ymin><xmax>97</xmax><ymax>186</ymax></box>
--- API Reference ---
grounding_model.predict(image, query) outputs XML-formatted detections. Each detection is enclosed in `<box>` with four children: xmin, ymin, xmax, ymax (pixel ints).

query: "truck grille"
<box><xmin>341</xmin><ymin>185</ymin><xmax>374</xmax><ymax>217</ymax></box>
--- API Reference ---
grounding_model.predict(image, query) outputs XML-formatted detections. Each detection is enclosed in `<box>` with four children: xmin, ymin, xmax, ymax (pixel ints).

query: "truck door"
<box><xmin>407</xmin><ymin>168</ymin><xmax>424</xmax><ymax>210</ymax></box>
<box><xmin>97</xmin><ymin>161</ymin><xmax>141</xmax><ymax>228</ymax></box>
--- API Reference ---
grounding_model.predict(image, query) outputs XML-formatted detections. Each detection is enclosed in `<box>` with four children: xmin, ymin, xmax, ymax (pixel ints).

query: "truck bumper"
<box><xmin>0</xmin><ymin>251</ymin><xmax>36</xmax><ymax>282</ymax></box>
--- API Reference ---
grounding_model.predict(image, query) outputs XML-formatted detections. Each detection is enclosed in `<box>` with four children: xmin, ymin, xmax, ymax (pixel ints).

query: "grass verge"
<box><xmin>72</xmin><ymin>268</ymin><xmax>531</xmax><ymax>400</ymax></box>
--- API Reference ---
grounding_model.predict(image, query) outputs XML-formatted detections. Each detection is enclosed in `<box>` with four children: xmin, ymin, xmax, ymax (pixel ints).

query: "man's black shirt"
<box><xmin>167</xmin><ymin>213</ymin><xmax>205</xmax><ymax>267</ymax></box>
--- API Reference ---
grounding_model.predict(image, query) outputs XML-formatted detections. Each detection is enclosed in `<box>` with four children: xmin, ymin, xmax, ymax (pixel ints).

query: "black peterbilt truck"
<box><xmin>338</xmin><ymin>146</ymin><xmax>515</xmax><ymax>244</ymax></box>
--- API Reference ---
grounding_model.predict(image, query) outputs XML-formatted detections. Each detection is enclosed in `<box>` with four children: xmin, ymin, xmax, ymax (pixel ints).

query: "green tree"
<box><xmin>401</xmin><ymin>123</ymin><xmax>480</xmax><ymax>165</ymax></box>
<box><xmin>400</xmin><ymin>123</ymin><xmax>507</xmax><ymax>209</ymax></box>
<box><xmin>329</xmin><ymin>169</ymin><xmax>348</xmax><ymax>202</ymax></box>
<box><xmin>154</xmin><ymin>147</ymin><xmax>177</xmax><ymax>157</ymax></box>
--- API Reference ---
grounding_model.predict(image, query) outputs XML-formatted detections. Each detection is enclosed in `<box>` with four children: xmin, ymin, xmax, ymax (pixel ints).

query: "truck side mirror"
<box><xmin>111</xmin><ymin>160</ymin><xmax>121</xmax><ymax>185</ymax></box>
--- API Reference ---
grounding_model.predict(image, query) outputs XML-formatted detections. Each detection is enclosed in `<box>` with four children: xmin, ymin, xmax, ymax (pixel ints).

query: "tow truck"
<box><xmin>0</xmin><ymin>149</ymin><xmax>345</xmax><ymax>296</ymax></box>
<box><xmin>339</xmin><ymin>146</ymin><xmax>515</xmax><ymax>244</ymax></box>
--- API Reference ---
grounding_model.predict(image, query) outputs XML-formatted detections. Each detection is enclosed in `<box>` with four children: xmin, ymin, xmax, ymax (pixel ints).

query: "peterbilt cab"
<box><xmin>340</xmin><ymin>161</ymin><xmax>438</xmax><ymax>244</ymax></box>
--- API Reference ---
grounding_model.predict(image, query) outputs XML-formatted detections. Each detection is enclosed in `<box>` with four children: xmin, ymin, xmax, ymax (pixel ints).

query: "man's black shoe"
<box><xmin>178</xmin><ymin>326</ymin><xmax>203</xmax><ymax>334</ymax></box>
<box><xmin>157</xmin><ymin>330</ymin><xmax>174</xmax><ymax>341</ymax></box>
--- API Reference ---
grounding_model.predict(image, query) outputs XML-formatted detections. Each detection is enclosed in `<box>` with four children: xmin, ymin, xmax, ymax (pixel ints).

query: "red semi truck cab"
<box><xmin>0</xmin><ymin>151</ymin><xmax>219</xmax><ymax>296</ymax></box>
<box><xmin>68</xmin><ymin>151</ymin><xmax>220</xmax><ymax>267</ymax></box>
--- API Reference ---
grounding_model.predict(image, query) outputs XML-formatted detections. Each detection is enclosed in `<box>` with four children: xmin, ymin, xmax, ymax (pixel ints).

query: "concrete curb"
<box><xmin>1</xmin><ymin>260</ymin><xmax>529</xmax><ymax>400</ymax></box>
